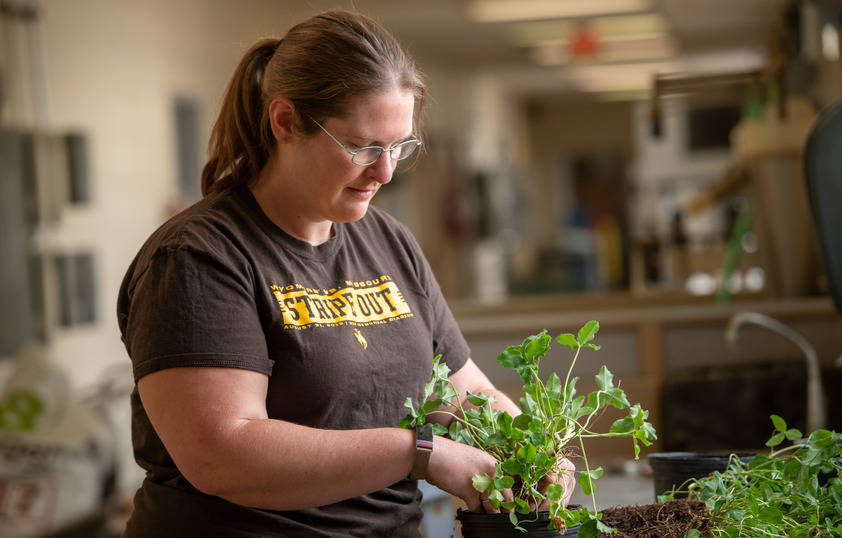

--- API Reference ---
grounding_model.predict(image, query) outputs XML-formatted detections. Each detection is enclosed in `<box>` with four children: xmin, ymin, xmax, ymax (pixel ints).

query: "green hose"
<box><xmin>717</xmin><ymin>203</ymin><xmax>754</xmax><ymax>306</ymax></box>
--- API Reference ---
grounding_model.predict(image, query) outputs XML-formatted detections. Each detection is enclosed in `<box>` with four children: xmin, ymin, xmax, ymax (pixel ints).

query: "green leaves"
<box><xmin>578</xmin><ymin>467</ymin><xmax>604</xmax><ymax>496</ymax></box>
<box><xmin>400</xmin><ymin>321</ymin><xmax>658</xmax><ymax>532</ymax></box>
<box><xmin>610</xmin><ymin>404</ymin><xmax>657</xmax><ymax>458</ymax></box>
<box><xmin>556</xmin><ymin>320</ymin><xmax>601</xmax><ymax>352</ymax></box>
<box><xmin>497</xmin><ymin>330</ymin><xmax>552</xmax><ymax>383</ymax></box>
<box><xmin>766</xmin><ymin>413</ymin><xmax>802</xmax><ymax>447</ymax></box>
<box><xmin>676</xmin><ymin>415</ymin><xmax>842</xmax><ymax>537</ymax></box>
<box><xmin>471</xmin><ymin>472</ymin><xmax>515</xmax><ymax>511</ymax></box>
<box><xmin>545</xmin><ymin>483</ymin><xmax>566</xmax><ymax>501</ymax></box>
<box><xmin>556</xmin><ymin>507</ymin><xmax>613</xmax><ymax>538</ymax></box>
<box><xmin>589</xmin><ymin>366</ymin><xmax>631</xmax><ymax>410</ymax></box>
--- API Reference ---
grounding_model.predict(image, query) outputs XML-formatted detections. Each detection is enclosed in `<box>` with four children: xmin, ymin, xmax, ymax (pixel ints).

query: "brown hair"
<box><xmin>201</xmin><ymin>10</ymin><xmax>427</xmax><ymax>195</ymax></box>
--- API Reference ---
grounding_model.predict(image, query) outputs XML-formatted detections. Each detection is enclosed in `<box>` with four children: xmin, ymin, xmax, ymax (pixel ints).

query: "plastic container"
<box><xmin>648</xmin><ymin>452</ymin><xmax>757</xmax><ymax>499</ymax></box>
<box><xmin>456</xmin><ymin>508</ymin><xmax>580</xmax><ymax>537</ymax></box>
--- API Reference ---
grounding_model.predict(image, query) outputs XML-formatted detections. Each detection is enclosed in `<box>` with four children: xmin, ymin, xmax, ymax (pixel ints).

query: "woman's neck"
<box><xmin>249</xmin><ymin>168</ymin><xmax>334</xmax><ymax>246</ymax></box>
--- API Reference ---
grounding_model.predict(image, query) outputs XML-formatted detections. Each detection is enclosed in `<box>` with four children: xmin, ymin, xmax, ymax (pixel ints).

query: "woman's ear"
<box><xmin>268</xmin><ymin>97</ymin><xmax>295</xmax><ymax>143</ymax></box>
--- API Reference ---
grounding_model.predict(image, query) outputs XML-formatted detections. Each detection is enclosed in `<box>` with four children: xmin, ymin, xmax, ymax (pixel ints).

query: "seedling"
<box><xmin>401</xmin><ymin>321</ymin><xmax>657</xmax><ymax>536</ymax></box>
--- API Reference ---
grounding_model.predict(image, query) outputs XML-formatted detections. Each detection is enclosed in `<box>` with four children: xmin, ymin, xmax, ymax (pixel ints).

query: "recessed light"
<box><xmin>466</xmin><ymin>0</ymin><xmax>654</xmax><ymax>23</ymax></box>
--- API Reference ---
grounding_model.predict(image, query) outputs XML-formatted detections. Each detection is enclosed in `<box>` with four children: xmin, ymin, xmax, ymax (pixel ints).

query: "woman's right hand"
<box><xmin>424</xmin><ymin>436</ymin><xmax>513</xmax><ymax>514</ymax></box>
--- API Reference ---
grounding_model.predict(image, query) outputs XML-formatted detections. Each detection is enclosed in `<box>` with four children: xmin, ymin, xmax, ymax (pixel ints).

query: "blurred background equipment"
<box><xmin>0</xmin><ymin>343</ymin><xmax>130</xmax><ymax>538</ymax></box>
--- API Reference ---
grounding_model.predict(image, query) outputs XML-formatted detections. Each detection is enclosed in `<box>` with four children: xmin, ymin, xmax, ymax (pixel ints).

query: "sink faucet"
<box><xmin>725</xmin><ymin>312</ymin><xmax>827</xmax><ymax>434</ymax></box>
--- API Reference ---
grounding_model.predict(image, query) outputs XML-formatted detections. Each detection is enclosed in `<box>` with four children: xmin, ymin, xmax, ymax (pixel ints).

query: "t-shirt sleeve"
<box><xmin>122</xmin><ymin>246</ymin><xmax>274</xmax><ymax>381</ymax></box>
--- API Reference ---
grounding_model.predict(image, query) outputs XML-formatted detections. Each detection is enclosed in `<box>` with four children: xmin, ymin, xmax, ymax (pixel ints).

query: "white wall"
<box><xmin>39</xmin><ymin>0</ymin><xmax>296</xmax><ymax>389</ymax></box>
<box><xmin>24</xmin><ymin>0</ymin><xmax>290</xmax><ymax>493</ymax></box>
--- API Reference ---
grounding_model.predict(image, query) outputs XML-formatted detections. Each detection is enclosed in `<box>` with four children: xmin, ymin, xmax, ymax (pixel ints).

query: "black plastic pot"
<box><xmin>456</xmin><ymin>508</ymin><xmax>580</xmax><ymax>537</ymax></box>
<box><xmin>648</xmin><ymin>452</ymin><xmax>756</xmax><ymax>499</ymax></box>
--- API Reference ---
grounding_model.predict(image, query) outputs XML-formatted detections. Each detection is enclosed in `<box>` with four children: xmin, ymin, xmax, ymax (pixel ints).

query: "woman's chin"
<box><xmin>333</xmin><ymin>202</ymin><xmax>371</xmax><ymax>223</ymax></box>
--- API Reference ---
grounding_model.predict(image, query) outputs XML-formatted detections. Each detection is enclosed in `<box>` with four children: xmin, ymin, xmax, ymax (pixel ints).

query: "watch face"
<box><xmin>417</xmin><ymin>424</ymin><xmax>434</xmax><ymax>443</ymax></box>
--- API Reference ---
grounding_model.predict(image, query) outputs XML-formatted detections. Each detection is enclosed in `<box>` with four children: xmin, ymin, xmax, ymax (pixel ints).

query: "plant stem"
<box><xmin>563</xmin><ymin>346</ymin><xmax>582</xmax><ymax>394</ymax></box>
<box><xmin>577</xmin><ymin>433</ymin><xmax>598</xmax><ymax>514</ymax></box>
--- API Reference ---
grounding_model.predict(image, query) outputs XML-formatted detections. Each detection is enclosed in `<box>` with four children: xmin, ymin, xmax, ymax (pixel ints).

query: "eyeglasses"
<box><xmin>310</xmin><ymin>117</ymin><xmax>421</xmax><ymax>166</ymax></box>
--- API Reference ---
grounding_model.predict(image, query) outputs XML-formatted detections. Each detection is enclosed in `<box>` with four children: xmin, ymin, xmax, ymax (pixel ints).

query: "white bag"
<box><xmin>0</xmin><ymin>344</ymin><xmax>116</xmax><ymax>537</ymax></box>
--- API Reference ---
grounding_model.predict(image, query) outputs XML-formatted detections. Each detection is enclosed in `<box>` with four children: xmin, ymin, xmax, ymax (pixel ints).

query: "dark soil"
<box><xmin>595</xmin><ymin>498</ymin><xmax>711</xmax><ymax>538</ymax></box>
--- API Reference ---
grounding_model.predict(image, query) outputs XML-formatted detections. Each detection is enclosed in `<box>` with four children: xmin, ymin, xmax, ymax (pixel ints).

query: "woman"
<box><xmin>117</xmin><ymin>10</ymin><xmax>572</xmax><ymax>537</ymax></box>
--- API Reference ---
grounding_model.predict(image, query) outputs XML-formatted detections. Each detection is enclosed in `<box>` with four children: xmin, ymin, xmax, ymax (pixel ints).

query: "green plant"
<box><xmin>400</xmin><ymin>321</ymin><xmax>657</xmax><ymax>536</ymax></box>
<box><xmin>661</xmin><ymin>415</ymin><xmax>842</xmax><ymax>537</ymax></box>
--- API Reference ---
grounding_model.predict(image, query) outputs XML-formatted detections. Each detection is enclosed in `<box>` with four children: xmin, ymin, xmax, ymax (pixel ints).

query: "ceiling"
<box><xmin>295</xmin><ymin>0</ymin><xmax>800</xmax><ymax>97</ymax></box>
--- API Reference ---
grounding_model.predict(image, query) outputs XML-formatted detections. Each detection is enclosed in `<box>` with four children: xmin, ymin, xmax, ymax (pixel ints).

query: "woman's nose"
<box><xmin>366</xmin><ymin>155</ymin><xmax>396</xmax><ymax>184</ymax></box>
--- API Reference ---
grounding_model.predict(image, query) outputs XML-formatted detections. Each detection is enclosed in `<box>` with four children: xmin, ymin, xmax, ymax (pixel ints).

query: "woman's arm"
<box><xmin>138</xmin><ymin>365</ymin><xmax>498</xmax><ymax>512</ymax></box>
<box><xmin>424</xmin><ymin>357</ymin><xmax>521</xmax><ymax>426</ymax></box>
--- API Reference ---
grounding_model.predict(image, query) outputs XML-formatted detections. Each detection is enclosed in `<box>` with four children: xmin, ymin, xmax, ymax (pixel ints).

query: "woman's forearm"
<box><xmin>183</xmin><ymin>419</ymin><xmax>417</xmax><ymax>509</ymax></box>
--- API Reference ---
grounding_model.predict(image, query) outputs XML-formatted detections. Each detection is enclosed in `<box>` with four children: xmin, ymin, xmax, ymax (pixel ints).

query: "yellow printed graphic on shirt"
<box><xmin>271</xmin><ymin>275</ymin><xmax>413</xmax><ymax>330</ymax></box>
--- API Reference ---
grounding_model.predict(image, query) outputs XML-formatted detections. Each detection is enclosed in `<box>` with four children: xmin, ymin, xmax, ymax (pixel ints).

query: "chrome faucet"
<box><xmin>725</xmin><ymin>312</ymin><xmax>827</xmax><ymax>434</ymax></box>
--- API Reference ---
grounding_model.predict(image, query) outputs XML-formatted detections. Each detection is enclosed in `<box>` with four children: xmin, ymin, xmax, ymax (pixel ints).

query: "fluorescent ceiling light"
<box><xmin>563</xmin><ymin>49</ymin><xmax>768</xmax><ymax>95</ymax></box>
<box><xmin>508</xmin><ymin>13</ymin><xmax>670</xmax><ymax>46</ymax></box>
<box><xmin>568</xmin><ymin>60</ymin><xmax>681</xmax><ymax>93</ymax></box>
<box><xmin>531</xmin><ymin>35</ymin><xmax>679</xmax><ymax>66</ymax></box>
<box><xmin>822</xmin><ymin>23</ymin><xmax>840</xmax><ymax>61</ymax></box>
<box><xmin>509</xmin><ymin>13</ymin><xmax>677</xmax><ymax>66</ymax></box>
<box><xmin>680</xmin><ymin>49</ymin><xmax>767</xmax><ymax>74</ymax></box>
<box><xmin>595</xmin><ymin>89</ymin><xmax>652</xmax><ymax>102</ymax></box>
<box><xmin>467</xmin><ymin>0</ymin><xmax>654</xmax><ymax>23</ymax></box>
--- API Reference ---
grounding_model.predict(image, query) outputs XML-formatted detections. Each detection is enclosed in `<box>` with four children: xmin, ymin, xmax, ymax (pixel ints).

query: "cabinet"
<box><xmin>0</xmin><ymin>129</ymin><xmax>93</xmax><ymax>359</ymax></box>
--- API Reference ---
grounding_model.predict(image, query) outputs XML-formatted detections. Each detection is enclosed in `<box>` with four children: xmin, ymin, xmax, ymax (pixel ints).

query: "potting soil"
<box><xmin>595</xmin><ymin>498</ymin><xmax>710</xmax><ymax>537</ymax></box>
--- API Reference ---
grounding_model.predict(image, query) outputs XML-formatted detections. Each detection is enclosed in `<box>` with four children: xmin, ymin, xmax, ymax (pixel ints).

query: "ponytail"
<box><xmin>201</xmin><ymin>38</ymin><xmax>280</xmax><ymax>195</ymax></box>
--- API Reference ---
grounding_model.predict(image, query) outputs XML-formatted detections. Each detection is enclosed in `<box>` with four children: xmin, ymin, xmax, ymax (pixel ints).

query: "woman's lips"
<box><xmin>347</xmin><ymin>186</ymin><xmax>377</xmax><ymax>200</ymax></box>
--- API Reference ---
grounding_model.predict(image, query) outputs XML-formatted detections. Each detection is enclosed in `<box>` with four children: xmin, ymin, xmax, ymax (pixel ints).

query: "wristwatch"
<box><xmin>408</xmin><ymin>424</ymin><xmax>434</xmax><ymax>480</ymax></box>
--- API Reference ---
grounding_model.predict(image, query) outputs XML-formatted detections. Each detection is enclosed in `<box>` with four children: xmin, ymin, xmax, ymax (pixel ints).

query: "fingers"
<box><xmin>466</xmin><ymin>493</ymin><xmax>483</xmax><ymax>513</ymax></box>
<box><xmin>426</xmin><ymin>440</ymin><xmax>578</xmax><ymax>515</ymax></box>
<box><xmin>426</xmin><ymin>438</ymin><xmax>517</xmax><ymax>514</ymax></box>
<box><xmin>500</xmin><ymin>486</ymin><xmax>514</xmax><ymax>513</ymax></box>
<box><xmin>478</xmin><ymin>487</ymin><xmax>513</xmax><ymax>514</ymax></box>
<box><xmin>426</xmin><ymin>437</ymin><xmax>499</xmax><ymax>512</ymax></box>
<box><xmin>558</xmin><ymin>457</ymin><xmax>576</xmax><ymax>507</ymax></box>
<box><xmin>479</xmin><ymin>491</ymin><xmax>498</xmax><ymax>514</ymax></box>
<box><xmin>532</xmin><ymin>456</ymin><xmax>577</xmax><ymax>511</ymax></box>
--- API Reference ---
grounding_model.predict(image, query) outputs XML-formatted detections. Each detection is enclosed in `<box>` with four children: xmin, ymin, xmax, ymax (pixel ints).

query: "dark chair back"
<box><xmin>804</xmin><ymin>100</ymin><xmax>842</xmax><ymax>312</ymax></box>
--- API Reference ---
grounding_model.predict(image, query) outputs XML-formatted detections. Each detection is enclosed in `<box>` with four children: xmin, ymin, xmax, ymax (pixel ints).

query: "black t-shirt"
<box><xmin>117</xmin><ymin>186</ymin><xmax>470</xmax><ymax>537</ymax></box>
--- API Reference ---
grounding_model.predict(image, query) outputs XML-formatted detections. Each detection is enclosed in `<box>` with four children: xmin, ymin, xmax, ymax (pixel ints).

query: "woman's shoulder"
<box><xmin>134</xmin><ymin>189</ymin><xmax>257</xmax><ymax>263</ymax></box>
<box><xmin>162</xmin><ymin>189</ymin><xmax>249</xmax><ymax>238</ymax></box>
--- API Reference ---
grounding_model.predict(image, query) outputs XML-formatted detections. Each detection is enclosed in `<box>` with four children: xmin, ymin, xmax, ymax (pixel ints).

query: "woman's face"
<box><xmin>284</xmin><ymin>88</ymin><xmax>416</xmax><ymax>231</ymax></box>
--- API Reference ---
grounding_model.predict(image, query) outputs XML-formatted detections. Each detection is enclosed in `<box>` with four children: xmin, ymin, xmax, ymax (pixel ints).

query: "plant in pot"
<box><xmin>655</xmin><ymin>414</ymin><xmax>842</xmax><ymax>537</ymax></box>
<box><xmin>400</xmin><ymin>321</ymin><xmax>658</xmax><ymax>537</ymax></box>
